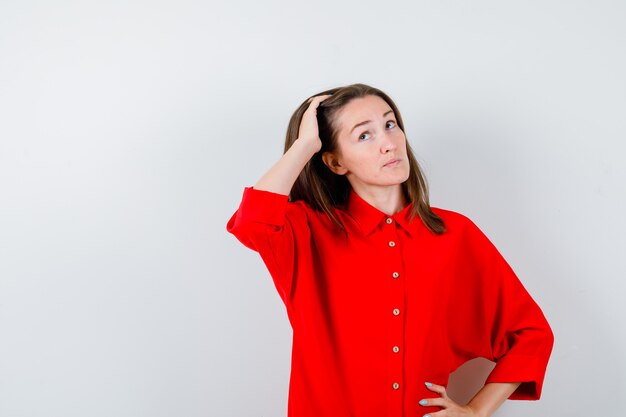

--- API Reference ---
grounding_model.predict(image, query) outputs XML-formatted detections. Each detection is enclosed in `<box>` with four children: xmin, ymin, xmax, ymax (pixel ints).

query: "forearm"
<box><xmin>466</xmin><ymin>382</ymin><xmax>521</xmax><ymax>417</ymax></box>
<box><xmin>254</xmin><ymin>138</ymin><xmax>318</xmax><ymax>196</ymax></box>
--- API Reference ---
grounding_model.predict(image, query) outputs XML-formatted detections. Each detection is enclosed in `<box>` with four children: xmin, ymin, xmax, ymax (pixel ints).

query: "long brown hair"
<box><xmin>284</xmin><ymin>83</ymin><xmax>446</xmax><ymax>235</ymax></box>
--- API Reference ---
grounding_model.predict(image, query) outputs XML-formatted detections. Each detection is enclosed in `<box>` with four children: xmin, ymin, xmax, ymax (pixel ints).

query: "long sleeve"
<box><xmin>448</xmin><ymin>216</ymin><xmax>555</xmax><ymax>400</ymax></box>
<box><xmin>225</xmin><ymin>186</ymin><xmax>310</xmax><ymax>305</ymax></box>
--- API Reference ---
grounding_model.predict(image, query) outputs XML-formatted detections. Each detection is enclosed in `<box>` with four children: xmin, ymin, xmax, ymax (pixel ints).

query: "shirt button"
<box><xmin>392</xmin><ymin>382</ymin><xmax>400</xmax><ymax>390</ymax></box>
<box><xmin>388</xmin><ymin>241</ymin><xmax>396</xmax><ymax>247</ymax></box>
<box><xmin>392</xmin><ymin>308</ymin><xmax>400</xmax><ymax>316</ymax></box>
<box><xmin>392</xmin><ymin>345</ymin><xmax>400</xmax><ymax>353</ymax></box>
<box><xmin>392</xmin><ymin>272</ymin><xmax>399</xmax><ymax>278</ymax></box>
<box><xmin>386</xmin><ymin>217</ymin><xmax>393</xmax><ymax>224</ymax></box>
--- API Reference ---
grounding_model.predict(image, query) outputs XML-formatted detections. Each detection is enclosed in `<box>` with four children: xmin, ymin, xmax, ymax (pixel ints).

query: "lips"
<box><xmin>383</xmin><ymin>158</ymin><xmax>400</xmax><ymax>167</ymax></box>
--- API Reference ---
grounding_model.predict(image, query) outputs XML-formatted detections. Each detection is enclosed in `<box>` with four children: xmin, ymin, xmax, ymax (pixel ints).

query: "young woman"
<box><xmin>226</xmin><ymin>83</ymin><xmax>554</xmax><ymax>417</ymax></box>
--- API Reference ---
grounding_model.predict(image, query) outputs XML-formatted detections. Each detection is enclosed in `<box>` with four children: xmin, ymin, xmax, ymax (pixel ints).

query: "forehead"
<box><xmin>336</xmin><ymin>95</ymin><xmax>393</xmax><ymax>132</ymax></box>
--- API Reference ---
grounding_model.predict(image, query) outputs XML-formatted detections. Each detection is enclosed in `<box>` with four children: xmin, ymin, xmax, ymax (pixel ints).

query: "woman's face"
<box><xmin>323</xmin><ymin>94</ymin><xmax>410</xmax><ymax>191</ymax></box>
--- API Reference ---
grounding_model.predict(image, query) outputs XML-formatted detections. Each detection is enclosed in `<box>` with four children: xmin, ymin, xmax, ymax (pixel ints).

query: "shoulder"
<box><xmin>286</xmin><ymin>198</ymin><xmax>337</xmax><ymax>231</ymax></box>
<box><xmin>432</xmin><ymin>207</ymin><xmax>506</xmax><ymax>264</ymax></box>
<box><xmin>430</xmin><ymin>206</ymin><xmax>478</xmax><ymax>234</ymax></box>
<box><xmin>285</xmin><ymin>197</ymin><xmax>317</xmax><ymax>216</ymax></box>
<box><xmin>429</xmin><ymin>206</ymin><xmax>494</xmax><ymax>249</ymax></box>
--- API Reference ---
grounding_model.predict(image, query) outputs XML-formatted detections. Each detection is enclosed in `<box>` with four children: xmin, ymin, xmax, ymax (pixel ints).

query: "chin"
<box><xmin>381</xmin><ymin>178</ymin><xmax>408</xmax><ymax>186</ymax></box>
<box><xmin>380</xmin><ymin>171</ymin><xmax>410</xmax><ymax>185</ymax></box>
<box><xmin>393</xmin><ymin>170</ymin><xmax>411</xmax><ymax>184</ymax></box>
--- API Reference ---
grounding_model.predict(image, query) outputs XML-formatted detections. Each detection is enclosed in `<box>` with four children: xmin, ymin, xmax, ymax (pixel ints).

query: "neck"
<box><xmin>352</xmin><ymin>184</ymin><xmax>407</xmax><ymax>216</ymax></box>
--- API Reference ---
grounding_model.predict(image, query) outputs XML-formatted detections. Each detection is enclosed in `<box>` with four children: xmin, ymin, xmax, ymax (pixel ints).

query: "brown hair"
<box><xmin>284</xmin><ymin>83</ymin><xmax>446</xmax><ymax>235</ymax></box>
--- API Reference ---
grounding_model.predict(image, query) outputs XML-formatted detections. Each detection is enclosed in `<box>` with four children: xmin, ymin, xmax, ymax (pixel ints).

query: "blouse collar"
<box><xmin>345</xmin><ymin>187</ymin><xmax>418</xmax><ymax>237</ymax></box>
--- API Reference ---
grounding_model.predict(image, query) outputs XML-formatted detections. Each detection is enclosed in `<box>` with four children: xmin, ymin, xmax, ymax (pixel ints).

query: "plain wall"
<box><xmin>1</xmin><ymin>1</ymin><xmax>624</xmax><ymax>416</ymax></box>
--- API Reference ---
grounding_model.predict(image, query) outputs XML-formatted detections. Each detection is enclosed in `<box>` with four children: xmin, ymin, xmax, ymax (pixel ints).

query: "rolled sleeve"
<box><xmin>226</xmin><ymin>186</ymin><xmax>309</xmax><ymax>305</ymax></box>
<box><xmin>232</xmin><ymin>186</ymin><xmax>289</xmax><ymax>227</ymax></box>
<box><xmin>483</xmin><ymin>263</ymin><xmax>555</xmax><ymax>399</ymax></box>
<box><xmin>450</xmin><ymin>216</ymin><xmax>555</xmax><ymax>400</ymax></box>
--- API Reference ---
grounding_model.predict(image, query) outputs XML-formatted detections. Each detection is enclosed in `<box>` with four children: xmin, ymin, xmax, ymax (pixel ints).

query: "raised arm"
<box><xmin>254</xmin><ymin>94</ymin><xmax>331</xmax><ymax>195</ymax></box>
<box><xmin>226</xmin><ymin>94</ymin><xmax>332</xmax><ymax>305</ymax></box>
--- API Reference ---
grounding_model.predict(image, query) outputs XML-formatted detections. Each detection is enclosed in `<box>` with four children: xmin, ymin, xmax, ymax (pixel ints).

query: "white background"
<box><xmin>1</xmin><ymin>1</ymin><xmax>624</xmax><ymax>416</ymax></box>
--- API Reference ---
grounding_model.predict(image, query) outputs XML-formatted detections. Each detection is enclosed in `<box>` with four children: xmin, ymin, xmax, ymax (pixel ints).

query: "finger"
<box><xmin>307</xmin><ymin>94</ymin><xmax>332</xmax><ymax>104</ymax></box>
<box><xmin>424</xmin><ymin>381</ymin><xmax>448</xmax><ymax>398</ymax></box>
<box><xmin>418</xmin><ymin>397</ymin><xmax>448</xmax><ymax>408</ymax></box>
<box><xmin>422</xmin><ymin>410</ymin><xmax>446</xmax><ymax>417</ymax></box>
<box><xmin>303</xmin><ymin>97</ymin><xmax>330</xmax><ymax>117</ymax></box>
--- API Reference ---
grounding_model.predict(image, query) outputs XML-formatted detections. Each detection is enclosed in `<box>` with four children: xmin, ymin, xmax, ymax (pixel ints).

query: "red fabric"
<box><xmin>226</xmin><ymin>186</ymin><xmax>554</xmax><ymax>417</ymax></box>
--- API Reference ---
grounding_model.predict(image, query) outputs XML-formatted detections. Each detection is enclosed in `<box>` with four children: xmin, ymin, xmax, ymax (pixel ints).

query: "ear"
<box><xmin>322</xmin><ymin>151</ymin><xmax>348</xmax><ymax>175</ymax></box>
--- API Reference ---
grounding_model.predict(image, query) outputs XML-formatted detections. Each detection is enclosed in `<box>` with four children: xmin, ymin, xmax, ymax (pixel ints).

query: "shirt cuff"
<box><xmin>237</xmin><ymin>186</ymin><xmax>290</xmax><ymax>226</ymax></box>
<box><xmin>484</xmin><ymin>353</ymin><xmax>546</xmax><ymax>400</ymax></box>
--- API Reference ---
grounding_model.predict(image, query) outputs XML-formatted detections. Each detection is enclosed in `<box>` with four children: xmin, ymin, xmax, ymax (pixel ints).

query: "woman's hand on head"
<box><xmin>419</xmin><ymin>382</ymin><xmax>485</xmax><ymax>417</ymax></box>
<box><xmin>297</xmin><ymin>94</ymin><xmax>332</xmax><ymax>153</ymax></box>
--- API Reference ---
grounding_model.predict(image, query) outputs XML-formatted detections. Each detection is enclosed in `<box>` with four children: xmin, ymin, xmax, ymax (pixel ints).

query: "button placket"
<box><xmin>384</xmin><ymin>215</ymin><xmax>405</xmax><ymax>413</ymax></box>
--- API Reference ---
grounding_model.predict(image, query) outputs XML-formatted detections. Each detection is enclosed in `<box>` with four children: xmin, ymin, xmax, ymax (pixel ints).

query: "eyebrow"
<box><xmin>350</xmin><ymin>109</ymin><xmax>395</xmax><ymax>134</ymax></box>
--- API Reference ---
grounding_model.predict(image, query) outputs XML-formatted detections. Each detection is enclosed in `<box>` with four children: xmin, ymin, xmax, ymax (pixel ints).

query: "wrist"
<box><xmin>465</xmin><ymin>403</ymin><xmax>488</xmax><ymax>417</ymax></box>
<box><xmin>294</xmin><ymin>137</ymin><xmax>321</xmax><ymax>155</ymax></box>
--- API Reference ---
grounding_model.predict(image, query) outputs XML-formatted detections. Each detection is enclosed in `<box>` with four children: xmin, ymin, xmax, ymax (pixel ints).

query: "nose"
<box><xmin>380</xmin><ymin>131</ymin><xmax>397</xmax><ymax>153</ymax></box>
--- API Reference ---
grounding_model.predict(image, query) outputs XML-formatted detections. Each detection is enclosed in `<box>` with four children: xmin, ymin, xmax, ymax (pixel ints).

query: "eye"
<box><xmin>358</xmin><ymin>121</ymin><xmax>396</xmax><ymax>141</ymax></box>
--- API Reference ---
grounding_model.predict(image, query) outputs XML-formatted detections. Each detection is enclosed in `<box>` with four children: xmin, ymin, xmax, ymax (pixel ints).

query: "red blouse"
<box><xmin>226</xmin><ymin>186</ymin><xmax>554</xmax><ymax>417</ymax></box>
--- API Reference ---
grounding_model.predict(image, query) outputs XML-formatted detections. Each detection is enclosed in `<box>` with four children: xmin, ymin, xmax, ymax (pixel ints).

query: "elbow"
<box><xmin>544</xmin><ymin>323</ymin><xmax>555</xmax><ymax>363</ymax></box>
<box><xmin>541</xmin><ymin>316</ymin><xmax>555</xmax><ymax>355</ymax></box>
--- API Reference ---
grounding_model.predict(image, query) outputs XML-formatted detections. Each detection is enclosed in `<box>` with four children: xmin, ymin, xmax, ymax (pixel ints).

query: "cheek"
<box><xmin>345</xmin><ymin>149</ymin><xmax>370</xmax><ymax>166</ymax></box>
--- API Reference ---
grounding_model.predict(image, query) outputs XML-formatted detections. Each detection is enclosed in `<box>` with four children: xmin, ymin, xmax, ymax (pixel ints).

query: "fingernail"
<box><xmin>425</xmin><ymin>381</ymin><xmax>432</xmax><ymax>387</ymax></box>
<box><xmin>419</xmin><ymin>399</ymin><xmax>428</xmax><ymax>406</ymax></box>
<box><xmin>424</xmin><ymin>414</ymin><xmax>431</xmax><ymax>417</ymax></box>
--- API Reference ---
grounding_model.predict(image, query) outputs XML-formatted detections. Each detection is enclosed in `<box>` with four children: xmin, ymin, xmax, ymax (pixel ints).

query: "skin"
<box><xmin>420</xmin><ymin>381</ymin><xmax>522</xmax><ymax>417</ymax></box>
<box><xmin>322</xmin><ymin>95</ymin><xmax>411</xmax><ymax>216</ymax></box>
<box><xmin>255</xmin><ymin>94</ymin><xmax>523</xmax><ymax>417</ymax></box>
